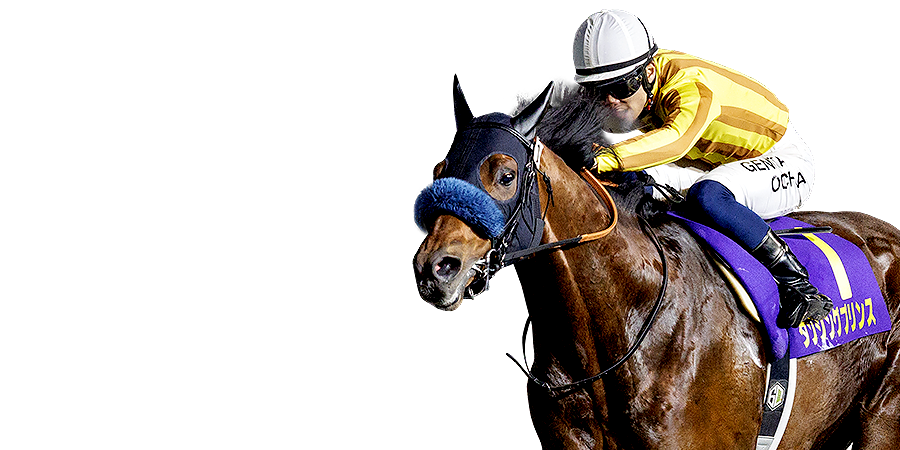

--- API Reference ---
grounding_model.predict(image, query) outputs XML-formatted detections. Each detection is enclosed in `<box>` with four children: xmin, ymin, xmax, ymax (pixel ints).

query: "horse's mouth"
<box><xmin>413</xmin><ymin>218</ymin><xmax>491</xmax><ymax>311</ymax></box>
<box><xmin>416</xmin><ymin>268</ymin><xmax>475</xmax><ymax>311</ymax></box>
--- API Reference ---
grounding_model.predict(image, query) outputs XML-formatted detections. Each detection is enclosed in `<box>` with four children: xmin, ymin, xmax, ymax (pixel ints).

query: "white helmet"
<box><xmin>573</xmin><ymin>10</ymin><xmax>657</xmax><ymax>84</ymax></box>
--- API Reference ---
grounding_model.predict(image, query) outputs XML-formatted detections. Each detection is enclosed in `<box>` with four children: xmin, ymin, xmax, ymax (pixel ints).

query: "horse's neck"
<box><xmin>516</xmin><ymin>153</ymin><xmax>767</xmax><ymax>446</ymax></box>
<box><xmin>518</xmin><ymin>153</ymin><xmax>663</xmax><ymax>377</ymax></box>
<box><xmin>520</xmin><ymin>153</ymin><xmax>757</xmax><ymax>400</ymax></box>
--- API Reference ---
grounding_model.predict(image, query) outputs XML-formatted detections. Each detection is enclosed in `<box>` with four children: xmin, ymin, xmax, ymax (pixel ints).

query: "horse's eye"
<box><xmin>499</xmin><ymin>171</ymin><xmax>515</xmax><ymax>187</ymax></box>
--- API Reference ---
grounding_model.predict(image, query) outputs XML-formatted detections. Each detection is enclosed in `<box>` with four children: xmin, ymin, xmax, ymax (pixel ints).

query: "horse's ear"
<box><xmin>453</xmin><ymin>74</ymin><xmax>474</xmax><ymax>130</ymax></box>
<box><xmin>512</xmin><ymin>81</ymin><xmax>553</xmax><ymax>140</ymax></box>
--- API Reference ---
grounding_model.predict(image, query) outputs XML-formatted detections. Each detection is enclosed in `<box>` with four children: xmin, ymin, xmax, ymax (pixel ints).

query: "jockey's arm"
<box><xmin>595</xmin><ymin>81</ymin><xmax>720</xmax><ymax>172</ymax></box>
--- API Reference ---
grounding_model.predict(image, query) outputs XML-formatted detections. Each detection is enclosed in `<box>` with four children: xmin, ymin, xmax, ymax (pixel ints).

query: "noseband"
<box><xmin>457</xmin><ymin>125</ymin><xmax>666</xmax><ymax>395</ymax></box>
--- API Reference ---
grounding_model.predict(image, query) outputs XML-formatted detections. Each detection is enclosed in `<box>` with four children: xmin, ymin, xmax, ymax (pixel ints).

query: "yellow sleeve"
<box><xmin>599</xmin><ymin>81</ymin><xmax>720</xmax><ymax>171</ymax></box>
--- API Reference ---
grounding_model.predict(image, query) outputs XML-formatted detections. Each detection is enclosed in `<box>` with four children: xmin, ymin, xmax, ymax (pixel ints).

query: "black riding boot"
<box><xmin>751</xmin><ymin>230</ymin><xmax>833</xmax><ymax>328</ymax></box>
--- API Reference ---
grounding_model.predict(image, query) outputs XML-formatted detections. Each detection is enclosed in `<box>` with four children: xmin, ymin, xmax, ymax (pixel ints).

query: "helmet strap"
<box><xmin>641</xmin><ymin>60</ymin><xmax>656</xmax><ymax>111</ymax></box>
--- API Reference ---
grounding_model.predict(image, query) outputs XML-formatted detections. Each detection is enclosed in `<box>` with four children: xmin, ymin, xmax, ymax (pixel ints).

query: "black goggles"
<box><xmin>583</xmin><ymin>66</ymin><xmax>645</xmax><ymax>100</ymax></box>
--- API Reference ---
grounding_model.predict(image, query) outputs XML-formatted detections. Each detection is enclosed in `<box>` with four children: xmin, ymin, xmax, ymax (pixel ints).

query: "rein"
<box><xmin>455</xmin><ymin>127</ymin><xmax>667</xmax><ymax>394</ymax></box>
<box><xmin>501</xmin><ymin>168</ymin><xmax>618</xmax><ymax>267</ymax></box>
<box><xmin>504</xmin><ymin>168</ymin><xmax>668</xmax><ymax>395</ymax></box>
<box><xmin>509</xmin><ymin>210</ymin><xmax>669</xmax><ymax>393</ymax></box>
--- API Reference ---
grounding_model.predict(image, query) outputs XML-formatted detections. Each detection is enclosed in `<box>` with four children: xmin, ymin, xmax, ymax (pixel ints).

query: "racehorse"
<box><xmin>412</xmin><ymin>77</ymin><xmax>900</xmax><ymax>449</ymax></box>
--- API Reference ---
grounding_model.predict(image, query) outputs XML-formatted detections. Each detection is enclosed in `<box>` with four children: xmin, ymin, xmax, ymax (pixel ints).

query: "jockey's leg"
<box><xmin>686</xmin><ymin>179</ymin><xmax>832</xmax><ymax>327</ymax></box>
<box><xmin>685</xmin><ymin>179</ymin><xmax>770</xmax><ymax>249</ymax></box>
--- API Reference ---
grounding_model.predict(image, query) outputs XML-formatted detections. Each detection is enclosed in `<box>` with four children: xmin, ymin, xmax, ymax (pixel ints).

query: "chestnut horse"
<box><xmin>413</xmin><ymin>78</ymin><xmax>900</xmax><ymax>449</ymax></box>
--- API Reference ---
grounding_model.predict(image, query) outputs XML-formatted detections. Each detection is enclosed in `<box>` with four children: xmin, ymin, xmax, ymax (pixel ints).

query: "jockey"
<box><xmin>562</xmin><ymin>9</ymin><xmax>832</xmax><ymax>328</ymax></box>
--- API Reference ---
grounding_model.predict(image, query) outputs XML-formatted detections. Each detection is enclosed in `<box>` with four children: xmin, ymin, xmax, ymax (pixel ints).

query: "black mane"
<box><xmin>515</xmin><ymin>82</ymin><xmax>668</xmax><ymax>219</ymax></box>
<box><xmin>486</xmin><ymin>68</ymin><xmax>669</xmax><ymax>223</ymax></box>
<box><xmin>516</xmin><ymin>82</ymin><xmax>631</xmax><ymax>193</ymax></box>
<box><xmin>531</xmin><ymin>82</ymin><xmax>613</xmax><ymax>160</ymax></box>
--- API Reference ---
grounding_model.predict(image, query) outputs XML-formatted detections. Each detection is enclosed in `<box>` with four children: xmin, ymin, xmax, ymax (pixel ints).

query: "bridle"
<box><xmin>459</xmin><ymin>123</ymin><xmax>668</xmax><ymax>395</ymax></box>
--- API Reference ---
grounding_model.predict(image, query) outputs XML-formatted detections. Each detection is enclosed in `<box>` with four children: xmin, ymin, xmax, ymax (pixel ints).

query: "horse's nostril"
<box><xmin>433</xmin><ymin>256</ymin><xmax>461</xmax><ymax>281</ymax></box>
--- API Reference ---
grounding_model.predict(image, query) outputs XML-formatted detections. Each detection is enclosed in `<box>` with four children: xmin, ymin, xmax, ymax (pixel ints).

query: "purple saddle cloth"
<box><xmin>670</xmin><ymin>212</ymin><xmax>892</xmax><ymax>359</ymax></box>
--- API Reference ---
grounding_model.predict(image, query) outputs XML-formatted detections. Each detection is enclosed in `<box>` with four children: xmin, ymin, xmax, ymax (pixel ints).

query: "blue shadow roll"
<box><xmin>414</xmin><ymin>177</ymin><xmax>506</xmax><ymax>239</ymax></box>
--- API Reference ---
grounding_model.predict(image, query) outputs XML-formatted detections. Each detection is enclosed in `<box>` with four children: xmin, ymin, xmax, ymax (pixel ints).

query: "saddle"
<box><xmin>669</xmin><ymin>212</ymin><xmax>892</xmax><ymax>360</ymax></box>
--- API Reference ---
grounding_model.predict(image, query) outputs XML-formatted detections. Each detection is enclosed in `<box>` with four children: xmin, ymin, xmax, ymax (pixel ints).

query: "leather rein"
<box><xmin>509</xmin><ymin>169</ymin><xmax>669</xmax><ymax>393</ymax></box>
<box><xmin>476</xmin><ymin>133</ymin><xmax>669</xmax><ymax>393</ymax></box>
<box><xmin>501</xmin><ymin>167</ymin><xmax>619</xmax><ymax>266</ymax></box>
